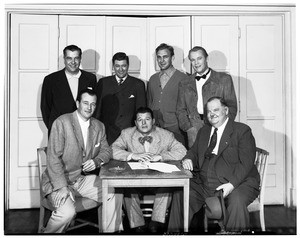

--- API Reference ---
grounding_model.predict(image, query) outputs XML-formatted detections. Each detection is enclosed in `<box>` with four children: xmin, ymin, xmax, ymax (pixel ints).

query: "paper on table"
<box><xmin>128</xmin><ymin>162</ymin><xmax>180</xmax><ymax>173</ymax></box>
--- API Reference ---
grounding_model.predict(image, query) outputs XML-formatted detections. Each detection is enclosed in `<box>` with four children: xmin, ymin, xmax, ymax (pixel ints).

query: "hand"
<box><xmin>182</xmin><ymin>159</ymin><xmax>193</xmax><ymax>171</ymax></box>
<box><xmin>149</xmin><ymin>154</ymin><xmax>162</xmax><ymax>162</ymax></box>
<box><xmin>187</xmin><ymin>127</ymin><xmax>198</xmax><ymax>148</ymax></box>
<box><xmin>82</xmin><ymin>159</ymin><xmax>96</xmax><ymax>172</ymax></box>
<box><xmin>216</xmin><ymin>183</ymin><xmax>234</xmax><ymax>198</ymax></box>
<box><xmin>53</xmin><ymin>186</ymin><xmax>70</xmax><ymax>208</ymax></box>
<box><xmin>131</xmin><ymin>152</ymin><xmax>153</xmax><ymax>162</ymax></box>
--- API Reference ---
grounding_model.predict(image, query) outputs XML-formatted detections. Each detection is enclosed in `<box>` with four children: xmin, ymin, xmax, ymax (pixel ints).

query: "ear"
<box><xmin>152</xmin><ymin>118</ymin><xmax>155</xmax><ymax>126</ymax></box>
<box><xmin>225</xmin><ymin>106</ymin><xmax>229</xmax><ymax>115</ymax></box>
<box><xmin>172</xmin><ymin>55</ymin><xmax>175</xmax><ymax>62</ymax></box>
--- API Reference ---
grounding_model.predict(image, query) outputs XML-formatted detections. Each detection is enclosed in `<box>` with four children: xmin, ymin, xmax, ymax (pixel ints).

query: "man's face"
<box><xmin>156</xmin><ymin>49</ymin><xmax>174</xmax><ymax>71</ymax></box>
<box><xmin>207</xmin><ymin>99</ymin><xmax>228</xmax><ymax>128</ymax></box>
<box><xmin>64</xmin><ymin>50</ymin><xmax>81</xmax><ymax>75</ymax></box>
<box><xmin>135</xmin><ymin>112</ymin><xmax>155</xmax><ymax>135</ymax></box>
<box><xmin>76</xmin><ymin>93</ymin><xmax>97</xmax><ymax>121</ymax></box>
<box><xmin>113</xmin><ymin>59</ymin><xmax>129</xmax><ymax>79</ymax></box>
<box><xmin>189</xmin><ymin>50</ymin><xmax>208</xmax><ymax>75</ymax></box>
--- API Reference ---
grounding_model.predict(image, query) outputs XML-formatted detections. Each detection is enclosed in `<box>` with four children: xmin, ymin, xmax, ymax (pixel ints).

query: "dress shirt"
<box><xmin>115</xmin><ymin>75</ymin><xmax>127</xmax><ymax>85</ymax></box>
<box><xmin>159</xmin><ymin>66</ymin><xmax>176</xmax><ymax>89</ymax></box>
<box><xmin>65</xmin><ymin>70</ymin><xmax>81</xmax><ymax>100</ymax></box>
<box><xmin>209</xmin><ymin>117</ymin><xmax>229</xmax><ymax>155</ymax></box>
<box><xmin>76</xmin><ymin>111</ymin><xmax>90</xmax><ymax>150</ymax></box>
<box><xmin>196</xmin><ymin>68</ymin><xmax>211</xmax><ymax>114</ymax></box>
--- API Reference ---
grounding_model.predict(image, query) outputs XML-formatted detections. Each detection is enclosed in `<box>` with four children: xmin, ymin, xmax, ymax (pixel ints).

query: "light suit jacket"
<box><xmin>112</xmin><ymin>126</ymin><xmax>187</xmax><ymax>162</ymax></box>
<box><xmin>176</xmin><ymin>69</ymin><xmax>237</xmax><ymax>132</ymax></box>
<box><xmin>186</xmin><ymin>119</ymin><xmax>260</xmax><ymax>189</ymax></box>
<box><xmin>41</xmin><ymin>111</ymin><xmax>111</xmax><ymax>197</ymax></box>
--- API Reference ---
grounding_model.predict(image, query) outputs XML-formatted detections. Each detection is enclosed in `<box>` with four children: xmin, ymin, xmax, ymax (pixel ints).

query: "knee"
<box><xmin>227</xmin><ymin>193</ymin><xmax>247</xmax><ymax>211</ymax></box>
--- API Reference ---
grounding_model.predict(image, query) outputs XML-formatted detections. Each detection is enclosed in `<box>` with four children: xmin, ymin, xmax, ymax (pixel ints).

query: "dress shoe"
<box><xmin>131</xmin><ymin>225</ymin><xmax>147</xmax><ymax>234</ymax></box>
<box><xmin>148</xmin><ymin>221</ymin><xmax>165</xmax><ymax>234</ymax></box>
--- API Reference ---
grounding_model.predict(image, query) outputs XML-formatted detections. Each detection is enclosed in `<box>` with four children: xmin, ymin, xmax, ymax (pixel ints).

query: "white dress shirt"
<box><xmin>76</xmin><ymin>111</ymin><xmax>90</xmax><ymax>150</ymax></box>
<box><xmin>196</xmin><ymin>69</ymin><xmax>211</xmax><ymax>114</ymax></box>
<box><xmin>209</xmin><ymin>117</ymin><xmax>229</xmax><ymax>155</ymax></box>
<box><xmin>65</xmin><ymin>70</ymin><xmax>81</xmax><ymax>101</ymax></box>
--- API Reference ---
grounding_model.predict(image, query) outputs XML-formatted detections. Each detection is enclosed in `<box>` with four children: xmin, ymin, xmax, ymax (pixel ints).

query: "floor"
<box><xmin>4</xmin><ymin>205</ymin><xmax>297</xmax><ymax>235</ymax></box>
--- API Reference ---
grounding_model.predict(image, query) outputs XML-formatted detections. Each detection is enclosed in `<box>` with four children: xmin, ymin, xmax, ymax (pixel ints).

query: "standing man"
<box><xmin>147</xmin><ymin>43</ymin><xmax>189</xmax><ymax>147</ymax></box>
<box><xmin>41</xmin><ymin>45</ymin><xmax>97</xmax><ymax>134</ymax></box>
<box><xmin>94</xmin><ymin>52</ymin><xmax>146</xmax><ymax>145</ymax></box>
<box><xmin>168</xmin><ymin>97</ymin><xmax>259</xmax><ymax>233</ymax></box>
<box><xmin>177</xmin><ymin>46</ymin><xmax>237</xmax><ymax>148</ymax></box>
<box><xmin>41</xmin><ymin>88</ymin><xmax>123</xmax><ymax>233</ymax></box>
<box><xmin>112</xmin><ymin>107</ymin><xmax>187</xmax><ymax>234</ymax></box>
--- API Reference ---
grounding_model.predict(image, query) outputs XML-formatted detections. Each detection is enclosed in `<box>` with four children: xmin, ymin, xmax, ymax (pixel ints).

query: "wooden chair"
<box><xmin>247</xmin><ymin>147</ymin><xmax>269</xmax><ymax>231</ymax></box>
<box><xmin>204</xmin><ymin>147</ymin><xmax>269</xmax><ymax>233</ymax></box>
<box><xmin>37</xmin><ymin>147</ymin><xmax>102</xmax><ymax>233</ymax></box>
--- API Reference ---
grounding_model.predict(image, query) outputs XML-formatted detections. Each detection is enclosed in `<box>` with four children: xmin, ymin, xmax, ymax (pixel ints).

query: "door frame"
<box><xmin>4</xmin><ymin>3</ymin><xmax>296</xmax><ymax>210</ymax></box>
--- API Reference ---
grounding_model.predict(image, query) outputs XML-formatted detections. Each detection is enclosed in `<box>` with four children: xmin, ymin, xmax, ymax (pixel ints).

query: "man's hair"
<box><xmin>155</xmin><ymin>43</ymin><xmax>174</xmax><ymax>57</ymax></box>
<box><xmin>112</xmin><ymin>52</ymin><xmax>129</xmax><ymax>65</ymax></box>
<box><xmin>63</xmin><ymin>45</ymin><xmax>82</xmax><ymax>58</ymax></box>
<box><xmin>76</xmin><ymin>88</ymin><xmax>97</xmax><ymax>102</ymax></box>
<box><xmin>134</xmin><ymin>107</ymin><xmax>154</xmax><ymax>120</ymax></box>
<box><xmin>188</xmin><ymin>46</ymin><xmax>208</xmax><ymax>60</ymax></box>
<box><xmin>206</xmin><ymin>96</ymin><xmax>229</xmax><ymax>108</ymax></box>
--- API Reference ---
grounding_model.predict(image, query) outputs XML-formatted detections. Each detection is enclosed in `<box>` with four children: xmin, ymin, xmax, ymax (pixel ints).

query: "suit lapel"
<box><xmin>148</xmin><ymin>128</ymin><xmax>161</xmax><ymax>154</ymax></box>
<box><xmin>57</xmin><ymin>69</ymin><xmax>76</xmax><ymax>103</ymax></box>
<box><xmin>132</xmin><ymin>129</ymin><xmax>146</xmax><ymax>153</ymax></box>
<box><xmin>71</xmin><ymin>112</ymin><xmax>85</xmax><ymax>153</ymax></box>
<box><xmin>187</xmin><ymin>73</ymin><xmax>198</xmax><ymax>93</ymax></box>
<box><xmin>85</xmin><ymin>119</ymin><xmax>96</xmax><ymax>161</ymax></box>
<box><xmin>216</xmin><ymin>120</ymin><xmax>233</xmax><ymax>158</ymax></box>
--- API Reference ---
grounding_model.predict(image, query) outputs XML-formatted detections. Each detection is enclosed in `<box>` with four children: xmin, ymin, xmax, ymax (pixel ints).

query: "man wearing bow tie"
<box><xmin>176</xmin><ymin>46</ymin><xmax>237</xmax><ymax>148</ymax></box>
<box><xmin>112</xmin><ymin>107</ymin><xmax>187</xmax><ymax>233</ymax></box>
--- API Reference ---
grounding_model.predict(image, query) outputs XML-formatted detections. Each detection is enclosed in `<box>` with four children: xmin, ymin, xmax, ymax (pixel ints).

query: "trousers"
<box><xmin>42</xmin><ymin>174</ymin><xmax>123</xmax><ymax>233</ymax></box>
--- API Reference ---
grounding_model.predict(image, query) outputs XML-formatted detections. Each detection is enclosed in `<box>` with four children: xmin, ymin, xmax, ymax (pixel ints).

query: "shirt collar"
<box><xmin>159</xmin><ymin>65</ymin><xmax>176</xmax><ymax>78</ymax></box>
<box><xmin>212</xmin><ymin>117</ymin><xmax>229</xmax><ymax>134</ymax></box>
<box><xmin>65</xmin><ymin>70</ymin><xmax>81</xmax><ymax>79</ymax></box>
<box><xmin>115</xmin><ymin>75</ymin><xmax>128</xmax><ymax>82</ymax></box>
<box><xmin>196</xmin><ymin>68</ymin><xmax>210</xmax><ymax>77</ymax></box>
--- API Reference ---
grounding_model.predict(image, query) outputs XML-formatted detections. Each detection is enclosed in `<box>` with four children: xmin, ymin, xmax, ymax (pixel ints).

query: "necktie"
<box><xmin>138</xmin><ymin>136</ymin><xmax>153</xmax><ymax>145</ymax></box>
<box><xmin>118</xmin><ymin>78</ymin><xmax>123</xmax><ymax>86</ymax></box>
<box><xmin>195</xmin><ymin>68</ymin><xmax>211</xmax><ymax>81</ymax></box>
<box><xmin>205</xmin><ymin>128</ymin><xmax>218</xmax><ymax>158</ymax></box>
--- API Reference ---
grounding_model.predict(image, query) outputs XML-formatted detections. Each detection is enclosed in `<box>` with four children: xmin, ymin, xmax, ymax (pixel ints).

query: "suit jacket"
<box><xmin>94</xmin><ymin>75</ymin><xmax>146</xmax><ymax>145</ymax></box>
<box><xmin>41</xmin><ymin>68</ymin><xmax>97</xmax><ymax>131</ymax></box>
<box><xmin>185</xmin><ymin>119</ymin><xmax>259</xmax><ymax>189</ymax></box>
<box><xmin>41</xmin><ymin>111</ymin><xmax>111</xmax><ymax>197</ymax></box>
<box><xmin>176</xmin><ymin>69</ymin><xmax>237</xmax><ymax>132</ymax></box>
<box><xmin>112</xmin><ymin>126</ymin><xmax>187</xmax><ymax>162</ymax></box>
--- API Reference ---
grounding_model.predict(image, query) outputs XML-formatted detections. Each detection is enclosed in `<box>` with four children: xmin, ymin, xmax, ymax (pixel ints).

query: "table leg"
<box><xmin>101</xmin><ymin>179</ymin><xmax>108</xmax><ymax>233</ymax></box>
<box><xmin>183</xmin><ymin>180</ymin><xmax>190</xmax><ymax>233</ymax></box>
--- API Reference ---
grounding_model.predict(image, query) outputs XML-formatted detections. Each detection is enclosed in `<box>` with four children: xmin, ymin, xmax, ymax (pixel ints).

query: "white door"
<box><xmin>59</xmin><ymin>15</ymin><xmax>106</xmax><ymax>81</ymax></box>
<box><xmin>192</xmin><ymin>16</ymin><xmax>239</xmax><ymax>120</ymax></box>
<box><xmin>9</xmin><ymin>14</ymin><xmax>58</xmax><ymax>208</ymax></box>
<box><xmin>239</xmin><ymin>16</ymin><xmax>284</xmax><ymax>204</ymax></box>
<box><xmin>148</xmin><ymin>17</ymin><xmax>191</xmax><ymax>77</ymax></box>
<box><xmin>105</xmin><ymin>17</ymin><xmax>147</xmax><ymax>81</ymax></box>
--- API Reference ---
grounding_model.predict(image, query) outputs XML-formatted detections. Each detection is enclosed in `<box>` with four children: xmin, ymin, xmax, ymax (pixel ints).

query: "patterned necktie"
<box><xmin>118</xmin><ymin>78</ymin><xmax>123</xmax><ymax>86</ymax></box>
<box><xmin>205</xmin><ymin>128</ymin><xmax>218</xmax><ymax>158</ymax></box>
<box><xmin>138</xmin><ymin>136</ymin><xmax>153</xmax><ymax>145</ymax></box>
<box><xmin>195</xmin><ymin>68</ymin><xmax>211</xmax><ymax>81</ymax></box>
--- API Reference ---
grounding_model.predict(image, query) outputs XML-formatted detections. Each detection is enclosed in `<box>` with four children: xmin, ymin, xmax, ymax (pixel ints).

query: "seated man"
<box><xmin>41</xmin><ymin>88</ymin><xmax>123</xmax><ymax>233</ymax></box>
<box><xmin>111</xmin><ymin>107</ymin><xmax>187</xmax><ymax>233</ymax></box>
<box><xmin>168</xmin><ymin>96</ymin><xmax>260</xmax><ymax>233</ymax></box>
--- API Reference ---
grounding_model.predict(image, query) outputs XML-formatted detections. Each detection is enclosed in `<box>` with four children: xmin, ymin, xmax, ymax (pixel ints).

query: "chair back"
<box><xmin>37</xmin><ymin>147</ymin><xmax>47</xmax><ymax>196</ymax></box>
<box><xmin>255</xmin><ymin>147</ymin><xmax>269</xmax><ymax>200</ymax></box>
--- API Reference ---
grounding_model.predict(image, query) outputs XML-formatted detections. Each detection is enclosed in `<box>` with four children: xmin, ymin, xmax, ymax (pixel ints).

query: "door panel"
<box><xmin>192</xmin><ymin>16</ymin><xmax>239</xmax><ymax>120</ymax></box>
<box><xmin>10</xmin><ymin>14</ymin><xmax>58</xmax><ymax>208</ymax></box>
<box><xmin>106</xmin><ymin>17</ymin><xmax>147</xmax><ymax>80</ymax></box>
<box><xmin>148</xmin><ymin>17</ymin><xmax>191</xmax><ymax>77</ymax></box>
<box><xmin>240</xmin><ymin>16</ymin><xmax>284</xmax><ymax>204</ymax></box>
<box><xmin>59</xmin><ymin>16</ymin><xmax>106</xmax><ymax>80</ymax></box>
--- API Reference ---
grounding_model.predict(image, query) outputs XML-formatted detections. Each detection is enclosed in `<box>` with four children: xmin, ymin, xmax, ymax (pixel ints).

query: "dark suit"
<box><xmin>168</xmin><ymin>119</ymin><xmax>260</xmax><ymax>232</ymax></box>
<box><xmin>94</xmin><ymin>75</ymin><xmax>146</xmax><ymax>145</ymax></box>
<box><xmin>41</xmin><ymin>69</ymin><xmax>97</xmax><ymax>132</ymax></box>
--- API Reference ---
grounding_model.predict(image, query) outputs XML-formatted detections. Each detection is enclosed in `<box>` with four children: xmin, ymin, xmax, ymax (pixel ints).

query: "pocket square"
<box><xmin>129</xmin><ymin>94</ymin><xmax>135</xmax><ymax>98</ymax></box>
<box><xmin>95</xmin><ymin>143</ymin><xmax>100</xmax><ymax>147</ymax></box>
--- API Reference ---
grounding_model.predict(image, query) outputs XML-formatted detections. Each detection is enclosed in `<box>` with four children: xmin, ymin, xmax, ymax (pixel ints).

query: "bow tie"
<box><xmin>138</xmin><ymin>136</ymin><xmax>153</xmax><ymax>145</ymax></box>
<box><xmin>195</xmin><ymin>68</ymin><xmax>211</xmax><ymax>81</ymax></box>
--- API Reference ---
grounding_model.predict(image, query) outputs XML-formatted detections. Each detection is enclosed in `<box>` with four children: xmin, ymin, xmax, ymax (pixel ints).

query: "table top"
<box><xmin>100</xmin><ymin>159</ymin><xmax>193</xmax><ymax>179</ymax></box>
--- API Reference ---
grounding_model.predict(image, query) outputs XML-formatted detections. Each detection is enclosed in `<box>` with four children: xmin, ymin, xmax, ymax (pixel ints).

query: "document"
<box><xmin>128</xmin><ymin>162</ymin><xmax>180</xmax><ymax>173</ymax></box>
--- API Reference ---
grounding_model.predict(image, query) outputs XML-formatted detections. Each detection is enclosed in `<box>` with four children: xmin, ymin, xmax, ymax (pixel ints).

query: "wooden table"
<box><xmin>100</xmin><ymin>159</ymin><xmax>192</xmax><ymax>233</ymax></box>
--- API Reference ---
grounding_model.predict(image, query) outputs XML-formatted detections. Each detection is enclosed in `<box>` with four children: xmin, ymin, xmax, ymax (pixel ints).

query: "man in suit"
<box><xmin>41</xmin><ymin>44</ymin><xmax>97</xmax><ymax>134</ymax></box>
<box><xmin>112</xmin><ymin>107</ymin><xmax>187</xmax><ymax>234</ymax></box>
<box><xmin>147</xmin><ymin>43</ymin><xmax>189</xmax><ymax>146</ymax></box>
<box><xmin>94</xmin><ymin>52</ymin><xmax>146</xmax><ymax>145</ymax></box>
<box><xmin>41</xmin><ymin>89</ymin><xmax>123</xmax><ymax>233</ymax></box>
<box><xmin>176</xmin><ymin>46</ymin><xmax>237</xmax><ymax>148</ymax></box>
<box><xmin>168</xmin><ymin>96</ymin><xmax>260</xmax><ymax>233</ymax></box>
